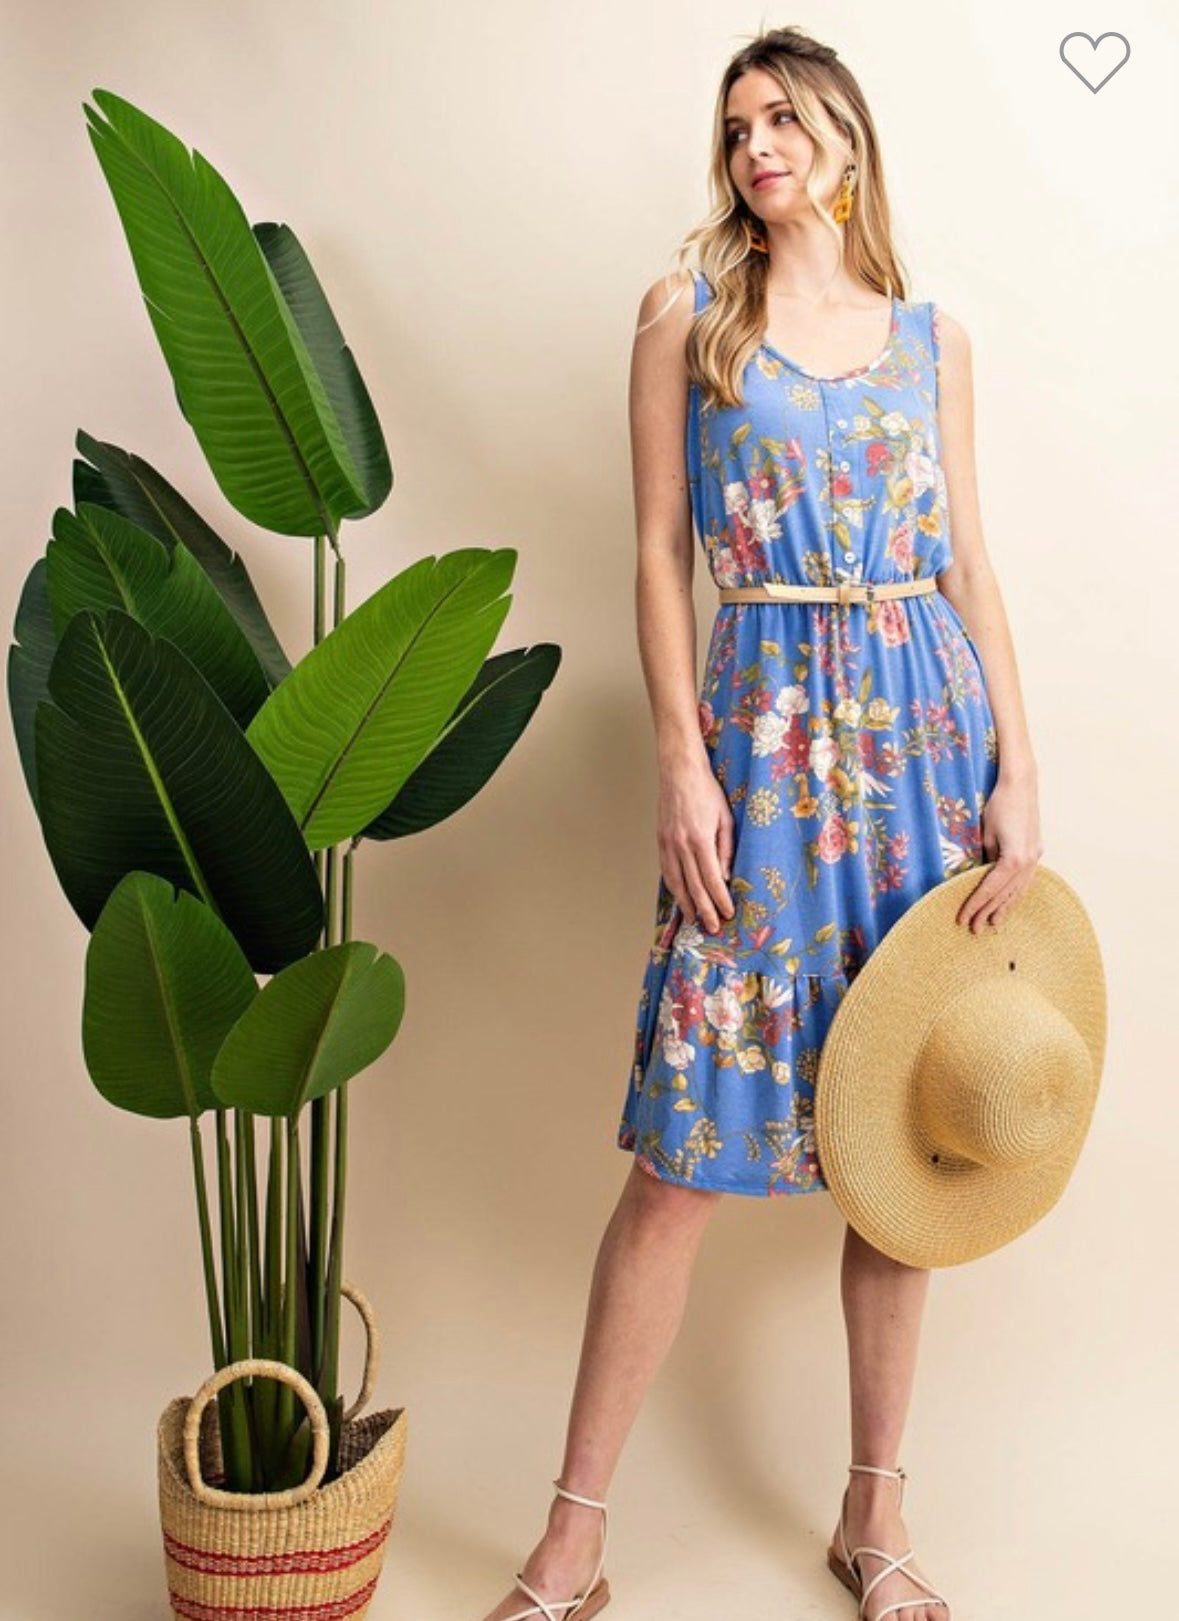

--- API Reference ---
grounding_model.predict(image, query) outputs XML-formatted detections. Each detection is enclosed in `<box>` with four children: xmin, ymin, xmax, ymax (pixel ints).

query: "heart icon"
<box><xmin>1059</xmin><ymin>31</ymin><xmax>1131</xmax><ymax>92</ymax></box>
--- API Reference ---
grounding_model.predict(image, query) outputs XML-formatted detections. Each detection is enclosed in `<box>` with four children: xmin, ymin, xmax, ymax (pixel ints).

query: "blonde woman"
<box><xmin>480</xmin><ymin>24</ymin><xmax>1040</xmax><ymax>1621</ymax></box>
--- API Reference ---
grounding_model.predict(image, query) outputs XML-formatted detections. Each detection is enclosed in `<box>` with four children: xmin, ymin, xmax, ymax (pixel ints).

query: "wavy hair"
<box><xmin>646</xmin><ymin>24</ymin><xmax>909</xmax><ymax>412</ymax></box>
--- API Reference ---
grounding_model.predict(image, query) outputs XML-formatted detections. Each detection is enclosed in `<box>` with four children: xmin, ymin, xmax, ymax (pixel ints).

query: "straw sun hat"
<box><xmin>813</xmin><ymin>861</ymin><xmax>1107</xmax><ymax>1268</ymax></box>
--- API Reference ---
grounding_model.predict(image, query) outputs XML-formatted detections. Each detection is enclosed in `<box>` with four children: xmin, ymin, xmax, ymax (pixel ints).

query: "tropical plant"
<box><xmin>7</xmin><ymin>89</ymin><xmax>560</xmax><ymax>1492</ymax></box>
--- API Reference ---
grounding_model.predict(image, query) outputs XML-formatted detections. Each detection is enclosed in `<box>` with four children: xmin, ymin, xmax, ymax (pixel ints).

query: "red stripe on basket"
<box><xmin>167</xmin><ymin>1572</ymin><xmax>378</xmax><ymax>1620</ymax></box>
<box><xmin>163</xmin><ymin>1516</ymin><xmax>393</xmax><ymax>1576</ymax></box>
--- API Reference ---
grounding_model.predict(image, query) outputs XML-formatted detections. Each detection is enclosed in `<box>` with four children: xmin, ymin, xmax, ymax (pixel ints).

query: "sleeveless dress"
<box><xmin>616</xmin><ymin>270</ymin><xmax>999</xmax><ymax>1197</ymax></box>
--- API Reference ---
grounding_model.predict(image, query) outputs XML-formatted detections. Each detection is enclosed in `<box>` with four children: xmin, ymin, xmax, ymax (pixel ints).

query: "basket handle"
<box><xmin>183</xmin><ymin>1357</ymin><xmax>330</xmax><ymax>1509</ymax></box>
<box><xmin>341</xmin><ymin>1277</ymin><xmax>381</xmax><ymax>1422</ymax></box>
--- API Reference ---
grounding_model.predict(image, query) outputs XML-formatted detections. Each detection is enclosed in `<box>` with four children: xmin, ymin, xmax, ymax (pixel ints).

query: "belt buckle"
<box><xmin>836</xmin><ymin>579</ymin><xmax>851</xmax><ymax>608</ymax></box>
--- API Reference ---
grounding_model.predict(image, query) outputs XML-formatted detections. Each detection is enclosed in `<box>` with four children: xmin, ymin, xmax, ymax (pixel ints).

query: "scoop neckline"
<box><xmin>758</xmin><ymin>296</ymin><xmax>902</xmax><ymax>382</ymax></box>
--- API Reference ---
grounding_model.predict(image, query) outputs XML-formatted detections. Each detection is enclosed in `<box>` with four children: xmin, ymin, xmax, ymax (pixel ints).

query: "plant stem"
<box><xmin>309</xmin><ymin>1088</ymin><xmax>330</xmax><ymax>1381</ymax></box>
<box><xmin>233</xmin><ymin>1110</ymin><xmax>252</xmax><ymax>1349</ymax></box>
<box><xmin>308</xmin><ymin>526</ymin><xmax>335</xmax><ymax>1402</ymax></box>
<box><xmin>242</xmin><ymin>1112</ymin><xmax>263</xmax><ymax>1356</ymax></box>
<box><xmin>214</xmin><ymin>1108</ymin><xmax>251</xmax><ymax>1487</ymax></box>
<box><xmin>254</xmin><ymin>1118</ymin><xmax>284</xmax><ymax>1457</ymax></box>
<box><xmin>343</xmin><ymin>840</ymin><xmax>355</xmax><ymax>939</ymax></box>
<box><xmin>311</xmin><ymin>839</ymin><xmax>339</xmax><ymax>1360</ymax></box>
<box><xmin>320</xmin><ymin>1080</ymin><xmax>348</xmax><ymax>1418</ymax></box>
<box><xmin>190</xmin><ymin>1115</ymin><xmax>226</xmax><ymax>1369</ymax></box>
<box><xmin>316</xmin><ymin>538</ymin><xmax>348</xmax><ymax>1452</ymax></box>
<box><xmin>324</xmin><ymin>843</ymin><xmax>338</xmax><ymax>932</ymax></box>
<box><xmin>320</xmin><ymin>842</ymin><xmax>355</xmax><ymax>1413</ymax></box>
<box><xmin>236</xmin><ymin>1108</ymin><xmax>265</xmax><ymax>1488</ymax></box>
<box><xmin>278</xmin><ymin>1112</ymin><xmax>302</xmax><ymax>1441</ymax></box>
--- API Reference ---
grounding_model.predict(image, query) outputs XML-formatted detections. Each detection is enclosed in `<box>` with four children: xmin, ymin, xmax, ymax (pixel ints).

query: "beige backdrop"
<box><xmin>2</xmin><ymin>1</ymin><xmax>1176</xmax><ymax>1617</ymax></box>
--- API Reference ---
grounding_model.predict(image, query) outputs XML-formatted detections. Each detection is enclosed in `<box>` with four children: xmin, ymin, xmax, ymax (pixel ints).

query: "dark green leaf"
<box><xmin>82</xmin><ymin>871</ymin><xmax>257</xmax><ymax>1118</ymax></box>
<box><xmin>248</xmin><ymin>548</ymin><xmax>516</xmax><ymax>849</ymax></box>
<box><xmin>35</xmin><ymin>608</ymin><xmax>323</xmax><ymax>971</ymax></box>
<box><xmin>45</xmin><ymin>502</ymin><xmax>271</xmax><ymax>727</ymax></box>
<box><xmin>254</xmin><ymin>222</ymin><xmax>391</xmax><ymax>517</ymax></box>
<box><xmin>362</xmin><ymin>643</ymin><xmax>561</xmax><ymax>839</ymax></box>
<box><xmin>7</xmin><ymin>558</ymin><xmax>56</xmax><ymax>812</ymax></box>
<box><xmin>211</xmin><ymin>942</ymin><xmax>405</xmax><ymax>1116</ymax></box>
<box><xmin>84</xmin><ymin>89</ymin><xmax>388</xmax><ymax>534</ymax></box>
<box><xmin>73</xmin><ymin>429</ymin><xmax>292</xmax><ymax>688</ymax></box>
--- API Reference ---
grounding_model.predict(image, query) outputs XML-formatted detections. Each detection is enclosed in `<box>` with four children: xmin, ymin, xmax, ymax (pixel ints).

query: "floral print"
<box><xmin>616</xmin><ymin>272</ymin><xmax>999</xmax><ymax>1196</ymax></box>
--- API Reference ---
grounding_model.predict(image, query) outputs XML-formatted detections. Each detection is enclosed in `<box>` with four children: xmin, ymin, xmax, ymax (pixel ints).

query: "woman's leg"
<box><xmin>480</xmin><ymin>1158</ymin><xmax>722</xmax><ymax>1621</ymax></box>
<box><xmin>828</xmin><ymin>1220</ymin><xmax>948</xmax><ymax>1620</ymax></box>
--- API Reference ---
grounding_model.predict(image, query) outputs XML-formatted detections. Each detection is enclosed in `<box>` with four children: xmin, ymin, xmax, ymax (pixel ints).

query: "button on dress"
<box><xmin>616</xmin><ymin>270</ymin><xmax>999</xmax><ymax>1196</ymax></box>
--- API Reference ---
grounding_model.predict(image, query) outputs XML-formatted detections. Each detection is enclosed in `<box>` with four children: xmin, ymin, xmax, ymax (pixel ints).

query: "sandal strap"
<box><xmin>554</xmin><ymin>1477</ymin><xmax>608</xmax><ymax>1595</ymax></box>
<box><xmin>505</xmin><ymin>1572</ymin><xmax>589</xmax><ymax>1621</ymax></box>
<box><xmin>841</xmin><ymin>1465</ymin><xmax>948</xmax><ymax>1617</ymax></box>
<box><xmin>553</xmin><ymin>1479</ymin><xmax>608</xmax><ymax>1511</ymax></box>
<box><xmin>836</xmin><ymin>1465</ymin><xmax>906</xmax><ymax>1567</ymax></box>
<box><xmin>500</xmin><ymin>1477</ymin><xmax>608</xmax><ymax>1621</ymax></box>
<box><xmin>499</xmin><ymin>1481</ymin><xmax>608</xmax><ymax>1621</ymax></box>
<box><xmin>849</xmin><ymin>1463</ymin><xmax>907</xmax><ymax>1485</ymax></box>
<box><xmin>851</xmin><ymin>1545</ymin><xmax>949</xmax><ymax>1615</ymax></box>
<box><xmin>861</xmin><ymin>1600</ymin><xmax>948</xmax><ymax>1619</ymax></box>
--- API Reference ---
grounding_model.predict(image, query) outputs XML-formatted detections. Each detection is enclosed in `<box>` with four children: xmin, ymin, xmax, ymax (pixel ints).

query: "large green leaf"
<box><xmin>82</xmin><ymin>871</ymin><xmax>258</xmax><ymax>1118</ymax></box>
<box><xmin>7</xmin><ymin>557</ymin><xmax>56</xmax><ymax>811</ymax></box>
<box><xmin>83</xmin><ymin>89</ymin><xmax>389</xmax><ymax>534</ymax></box>
<box><xmin>35</xmin><ymin>608</ymin><xmax>323</xmax><ymax>972</ymax></box>
<box><xmin>362</xmin><ymin>644</ymin><xmax>562</xmax><ymax>839</ymax></box>
<box><xmin>248</xmin><ymin>548</ymin><xmax>516</xmax><ymax>850</ymax></box>
<box><xmin>211</xmin><ymin>942</ymin><xmax>405</xmax><ymax>1117</ymax></box>
<box><xmin>254</xmin><ymin>223</ymin><xmax>391</xmax><ymax>518</ymax></box>
<box><xmin>72</xmin><ymin>429</ymin><xmax>292</xmax><ymax>688</ymax></box>
<box><xmin>45</xmin><ymin>502</ymin><xmax>271</xmax><ymax>728</ymax></box>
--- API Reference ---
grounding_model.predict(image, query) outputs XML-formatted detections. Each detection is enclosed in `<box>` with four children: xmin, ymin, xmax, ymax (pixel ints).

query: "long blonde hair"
<box><xmin>654</xmin><ymin>25</ymin><xmax>909</xmax><ymax>412</ymax></box>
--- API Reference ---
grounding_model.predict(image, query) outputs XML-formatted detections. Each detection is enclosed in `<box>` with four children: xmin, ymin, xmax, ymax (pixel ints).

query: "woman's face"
<box><xmin>723</xmin><ymin>66</ymin><xmax>850</xmax><ymax>223</ymax></box>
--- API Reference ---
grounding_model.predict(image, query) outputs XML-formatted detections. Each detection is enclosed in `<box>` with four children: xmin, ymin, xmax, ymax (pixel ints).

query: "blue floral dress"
<box><xmin>616</xmin><ymin>270</ymin><xmax>999</xmax><ymax>1197</ymax></box>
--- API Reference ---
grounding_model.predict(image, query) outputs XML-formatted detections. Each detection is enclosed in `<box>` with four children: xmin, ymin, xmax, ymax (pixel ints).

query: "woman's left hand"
<box><xmin>956</xmin><ymin>774</ymin><xmax>1044</xmax><ymax>935</ymax></box>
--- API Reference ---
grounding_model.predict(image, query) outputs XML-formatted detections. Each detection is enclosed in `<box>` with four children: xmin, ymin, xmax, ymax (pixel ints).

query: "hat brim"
<box><xmin>814</xmin><ymin>863</ymin><xmax>1107</xmax><ymax>1268</ymax></box>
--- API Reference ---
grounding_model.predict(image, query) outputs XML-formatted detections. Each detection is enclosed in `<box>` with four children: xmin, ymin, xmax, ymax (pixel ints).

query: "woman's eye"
<box><xmin>725</xmin><ymin>111</ymin><xmax>794</xmax><ymax>145</ymax></box>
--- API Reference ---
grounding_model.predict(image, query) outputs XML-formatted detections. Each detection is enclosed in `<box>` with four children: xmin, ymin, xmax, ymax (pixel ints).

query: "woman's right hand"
<box><xmin>657</xmin><ymin>755</ymin><xmax>736</xmax><ymax>934</ymax></box>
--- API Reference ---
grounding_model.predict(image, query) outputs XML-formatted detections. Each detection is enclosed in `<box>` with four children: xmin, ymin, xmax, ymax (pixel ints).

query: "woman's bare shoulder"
<box><xmin>634</xmin><ymin>267</ymin><xmax>698</xmax><ymax>344</ymax></box>
<box><xmin>932</xmin><ymin>304</ymin><xmax>972</xmax><ymax>364</ymax></box>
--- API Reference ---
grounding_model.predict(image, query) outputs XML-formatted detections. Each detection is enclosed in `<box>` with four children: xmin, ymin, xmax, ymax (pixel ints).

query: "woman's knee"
<box><xmin>624</xmin><ymin>1158</ymin><xmax>724</xmax><ymax>1221</ymax></box>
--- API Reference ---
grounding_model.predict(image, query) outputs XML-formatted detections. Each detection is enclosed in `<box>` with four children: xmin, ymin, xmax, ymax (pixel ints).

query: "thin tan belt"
<box><xmin>718</xmin><ymin>576</ymin><xmax>938</xmax><ymax>607</ymax></box>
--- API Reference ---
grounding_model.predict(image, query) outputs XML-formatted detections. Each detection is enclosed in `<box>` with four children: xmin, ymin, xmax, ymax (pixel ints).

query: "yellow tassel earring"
<box><xmin>832</xmin><ymin>164</ymin><xmax>857</xmax><ymax>225</ymax></box>
<box><xmin>743</xmin><ymin>215</ymin><xmax>770</xmax><ymax>255</ymax></box>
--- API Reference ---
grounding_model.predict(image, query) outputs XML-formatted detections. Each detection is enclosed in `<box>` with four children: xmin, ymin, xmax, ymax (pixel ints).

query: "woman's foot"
<box><xmin>829</xmin><ymin>1471</ymin><xmax>949</xmax><ymax>1620</ymax></box>
<box><xmin>479</xmin><ymin>1491</ymin><xmax>606</xmax><ymax>1621</ymax></box>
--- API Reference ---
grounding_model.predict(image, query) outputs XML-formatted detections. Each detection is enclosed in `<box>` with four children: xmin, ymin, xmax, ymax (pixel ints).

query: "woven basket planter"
<box><xmin>157</xmin><ymin>1280</ymin><xmax>407</xmax><ymax>1621</ymax></box>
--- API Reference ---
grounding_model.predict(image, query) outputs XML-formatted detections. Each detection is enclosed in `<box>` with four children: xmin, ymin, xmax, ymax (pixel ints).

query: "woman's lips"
<box><xmin>752</xmin><ymin>172</ymin><xmax>787</xmax><ymax>189</ymax></box>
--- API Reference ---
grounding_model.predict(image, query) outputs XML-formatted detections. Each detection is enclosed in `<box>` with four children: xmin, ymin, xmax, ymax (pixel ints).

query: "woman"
<box><xmin>481</xmin><ymin>24</ymin><xmax>1041</xmax><ymax>1621</ymax></box>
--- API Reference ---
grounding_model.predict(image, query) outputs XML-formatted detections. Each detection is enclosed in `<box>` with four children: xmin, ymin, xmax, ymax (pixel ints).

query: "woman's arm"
<box><xmin>933</xmin><ymin>307</ymin><xmax>1044</xmax><ymax>930</ymax></box>
<box><xmin>934</xmin><ymin>308</ymin><xmax>1037</xmax><ymax>785</ymax></box>
<box><xmin>629</xmin><ymin>270</ymin><xmax>735</xmax><ymax>934</ymax></box>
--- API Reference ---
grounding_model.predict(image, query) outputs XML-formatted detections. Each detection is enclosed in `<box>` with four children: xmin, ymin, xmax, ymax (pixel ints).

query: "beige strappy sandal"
<box><xmin>827</xmin><ymin>1463</ymin><xmax>950</xmax><ymax>1619</ymax></box>
<box><xmin>499</xmin><ymin>1479</ymin><xmax>611</xmax><ymax>1621</ymax></box>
